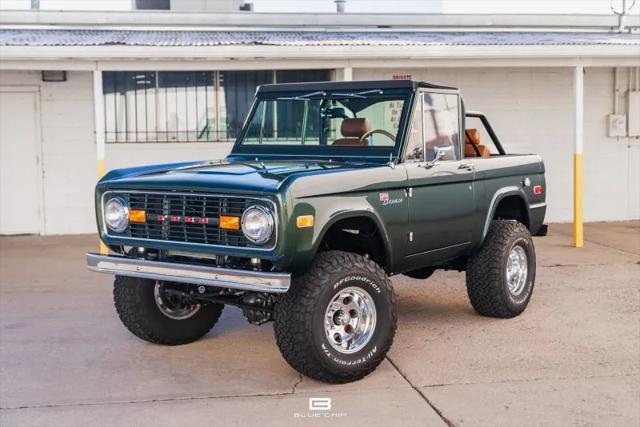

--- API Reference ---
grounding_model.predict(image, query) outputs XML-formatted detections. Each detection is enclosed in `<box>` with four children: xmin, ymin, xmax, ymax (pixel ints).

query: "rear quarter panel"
<box><xmin>468</xmin><ymin>154</ymin><xmax>546</xmax><ymax>249</ymax></box>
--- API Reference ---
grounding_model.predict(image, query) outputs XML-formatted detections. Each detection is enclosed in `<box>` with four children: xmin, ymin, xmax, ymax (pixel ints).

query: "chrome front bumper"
<box><xmin>86</xmin><ymin>253</ymin><xmax>291</xmax><ymax>293</ymax></box>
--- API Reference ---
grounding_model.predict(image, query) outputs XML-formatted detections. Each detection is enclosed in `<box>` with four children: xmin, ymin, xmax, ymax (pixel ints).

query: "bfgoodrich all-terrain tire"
<box><xmin>466</xmin><ymin>220</ymin><xmax>536</xmax><ymax>318</ymax></box>
<box><xmin>274</xmin><ymin>251</ymin><xmax>396</xmax><ymax>383</ymax></box>
<box><xmin>113</xmin><ymin>276</ymin><xmax>224</xmax><ymax>345</ymax></box>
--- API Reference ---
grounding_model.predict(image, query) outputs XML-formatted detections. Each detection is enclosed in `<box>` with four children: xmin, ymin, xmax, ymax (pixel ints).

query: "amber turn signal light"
<box><xmin>296</xmin><ymin>215</ymin><xmax>314</xmax><ymax>228</ymax></box>
<box><xmin>219</xmin><ymin>215</ymin><xmax>240</xmax><ymax>230</ymax></box>
<box><xmin>129</xmin><ymin>209</ymin><xmax>146</xmax><ymax>223</ymax></box>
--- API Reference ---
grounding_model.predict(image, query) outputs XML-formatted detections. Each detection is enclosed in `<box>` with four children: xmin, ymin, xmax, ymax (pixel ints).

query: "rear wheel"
<box><xmin>274</xmin><ymin>251</ymin><xmax>396</xmax><ymax>383</ymax></box>
<box><xmin>466</xmin><ymin>220</ymin><xmax>536</xmax><ymax>318</ymax></box>
<box><xmin>113</xmin><ymin>276</ymin><xmax>224</xmax><ymax>345</ymax></box>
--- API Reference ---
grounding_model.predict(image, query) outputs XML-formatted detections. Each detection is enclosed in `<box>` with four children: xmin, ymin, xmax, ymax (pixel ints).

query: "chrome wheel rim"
<box><xmin>506</xmin><ymin>244</ymin><xmax>528</xmax><ymax>296</ymax></box>
<box><xmin>324</xmin><ymin>286</ymin><xmax>377</xmax><ymax>354</ymax></box>
<box><xmin>154</xmin><ymin>283</ymin><xmax>200</xmax><ymax>320</ymax></box>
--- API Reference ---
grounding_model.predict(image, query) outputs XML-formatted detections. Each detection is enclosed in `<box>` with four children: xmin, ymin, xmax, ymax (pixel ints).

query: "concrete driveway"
<box><xmin>1</xmin><ymin>222</ymin><xmax>639</xmax><ymax>426</ymax></box>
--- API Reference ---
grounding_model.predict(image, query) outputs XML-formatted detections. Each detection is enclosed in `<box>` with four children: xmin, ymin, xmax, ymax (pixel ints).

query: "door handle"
<box><xmin>458</xmin><ymin>162</ymin><xmax>474</xmax><ymax>171</ymax></box>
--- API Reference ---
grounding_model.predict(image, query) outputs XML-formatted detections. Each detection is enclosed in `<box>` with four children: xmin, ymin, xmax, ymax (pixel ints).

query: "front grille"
<box><xmin>108</xmin><ymin>191</ymin><xmax>274</xmax><ymax>248</ymax></box>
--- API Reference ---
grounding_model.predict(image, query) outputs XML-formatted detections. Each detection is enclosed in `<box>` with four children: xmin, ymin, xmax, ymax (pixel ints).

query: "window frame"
<box><xmin>400</xmin><ymin>89</ymin><xmax>463</xmax><ymax>163</ymax></box>
<box><xmin>403</xmin><ymin>91</ymin><xmax>425</xmax><ymax>163</ymax></box>
<box><xmin>230</xmin><ymin>89</ymin><xmax>414</xmax><ymax>162</ymax></box>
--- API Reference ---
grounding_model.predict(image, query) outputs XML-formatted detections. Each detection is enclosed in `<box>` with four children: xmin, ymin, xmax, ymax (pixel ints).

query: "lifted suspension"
<box><xmin>161</xmin><ymin>285</ymin><xmax>276</xmax><ymax>325</ymax></box>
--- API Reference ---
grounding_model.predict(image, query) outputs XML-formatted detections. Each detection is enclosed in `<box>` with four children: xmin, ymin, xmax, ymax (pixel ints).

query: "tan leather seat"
<box><xmin>332</xmin><ymin>118</ymin><xmax>371</xmax><ymax>146</ymax></box>
<box><xmin>464</xmin><ymin>128</ymin><xmax>491</xmax><ymax>157</ymax></box>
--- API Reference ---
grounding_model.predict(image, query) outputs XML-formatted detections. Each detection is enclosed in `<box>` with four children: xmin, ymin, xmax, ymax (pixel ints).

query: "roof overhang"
<box><xmin>1</xmin><ymin>14</ymin><xmax>638</xmax><ymax>70</ymax></box>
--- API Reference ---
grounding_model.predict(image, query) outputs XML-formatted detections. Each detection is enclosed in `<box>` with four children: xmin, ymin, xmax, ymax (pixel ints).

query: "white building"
<box><xmin>0</xmin><ymin>10</ymin><xmax>639</xmax><ymax>236</ymax></box>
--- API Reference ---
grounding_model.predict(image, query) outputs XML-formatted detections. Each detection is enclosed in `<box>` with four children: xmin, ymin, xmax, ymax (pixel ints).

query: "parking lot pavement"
<box><xmin>1</xmin><ymin>221</ymin><xmax>638</xmax><ymax>426</ymax></box>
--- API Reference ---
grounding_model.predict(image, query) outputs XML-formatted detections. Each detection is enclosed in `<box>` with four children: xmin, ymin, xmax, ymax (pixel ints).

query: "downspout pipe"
<box><xmin>614</xmin><ymin>67</ymin><xmax>619</xmax><ymax>114</ymax></box>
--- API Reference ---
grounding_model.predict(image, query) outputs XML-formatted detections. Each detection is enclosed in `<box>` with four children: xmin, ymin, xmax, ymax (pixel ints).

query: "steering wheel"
<box><xmin>360</xmin><ymin>129</ymin><xmax>396</xmax><ymax>144</ymax></box>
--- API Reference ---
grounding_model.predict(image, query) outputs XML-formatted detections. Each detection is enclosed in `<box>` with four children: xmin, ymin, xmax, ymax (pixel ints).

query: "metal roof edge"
<box><xmin>2</xmin><ymin>44</ymin><xmax>639</xmax><ymax>62</ymax></box>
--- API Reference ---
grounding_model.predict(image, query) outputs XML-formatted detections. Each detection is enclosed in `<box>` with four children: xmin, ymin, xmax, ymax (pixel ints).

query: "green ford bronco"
<box><xmin>87</xmin><ymin>80</ymin><xmax>547</xmax><ymax>383</ymax></box>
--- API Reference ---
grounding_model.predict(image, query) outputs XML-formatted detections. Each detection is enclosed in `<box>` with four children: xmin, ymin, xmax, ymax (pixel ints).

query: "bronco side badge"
<box><xmin>379</xmin><ymin>192</ymin><xmax>403</xmax><ymax>206</ymax></box>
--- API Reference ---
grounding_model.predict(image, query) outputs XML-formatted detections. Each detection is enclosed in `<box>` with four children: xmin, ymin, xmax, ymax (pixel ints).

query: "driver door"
<box><xmin>403</xmin><ymin>91</ymin><xmax>475</xmax><ymax>266</ymax></box>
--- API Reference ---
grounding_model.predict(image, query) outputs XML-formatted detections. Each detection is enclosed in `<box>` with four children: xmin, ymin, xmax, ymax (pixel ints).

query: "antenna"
<box><xmin>611</xmin><ymin>0</ymin><xmax>638</xmax><ymax>32</ymax></box>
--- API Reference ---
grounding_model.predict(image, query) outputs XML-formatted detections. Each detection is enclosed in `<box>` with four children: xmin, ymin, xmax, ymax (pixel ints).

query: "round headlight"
<box><xmin>241</xmin><ymin>205</ymin><xmax>274</xmax><ymax>245</ymax></box>
<box><xmin>104</xmin><ymin>197</ymin><xmax>129</xmax><ymax>233</ymax></box>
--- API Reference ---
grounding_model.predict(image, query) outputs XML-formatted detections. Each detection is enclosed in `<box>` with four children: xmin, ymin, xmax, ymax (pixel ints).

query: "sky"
<box><xmin>0</xmin><ymin>0</ymin><xmax>638</xmax><ymax>14</ymax></box>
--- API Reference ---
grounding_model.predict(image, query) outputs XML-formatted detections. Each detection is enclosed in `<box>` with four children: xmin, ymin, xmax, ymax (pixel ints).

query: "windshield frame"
<box><xmin>230</xmin><ymin>88</ymin><xmax>415</xmax><ymax>163</ymax></box>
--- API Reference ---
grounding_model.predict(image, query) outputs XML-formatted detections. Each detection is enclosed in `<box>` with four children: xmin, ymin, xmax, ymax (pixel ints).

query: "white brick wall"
<box><xmin>0</xmin><ymin>70</ymin><xmax>97</xmax><ymax>234</ymax></box>
<box><xmin>583</xmin><ymin>68</ymin><xmax>640</xmax><ymax>222</ymax></box>
<box><xmin>355</xmin><ymin>67</ymin><xmax>640</xmax><ymax>222</ymax></box>
<box><xmin>0</xmin><ymin>70</ymin><xmax>233</xmax><ymax>235</ymax></box>
<box><xmin>1</xmin><ymin>66</ymin><xmax>637</xmax><ymax>235</ymax></box>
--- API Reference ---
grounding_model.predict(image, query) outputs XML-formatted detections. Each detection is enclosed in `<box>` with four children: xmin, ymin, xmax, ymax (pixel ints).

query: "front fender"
<box><xmin>282</xmin><ymin>194</ymin><xmax>399</xmax><ymax>273</ymax></box>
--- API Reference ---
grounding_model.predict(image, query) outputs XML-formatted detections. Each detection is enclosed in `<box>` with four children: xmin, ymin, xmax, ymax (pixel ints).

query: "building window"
<box><xmin>103</xmin><ymin>69</ymin><xmax>331</xmax><ymax>143</ymax></box>
<box><xmin>103</xmin><ymin>71</ymin><xmax>214</xmax><ymax>142</ymax></box>
<box><xmin>218</xmin><ymin>70</ymin><xmax>273</xmax><ymax>140</ymax></box>
<box><xmin>135</xmin><ymin>0</ymin><xmax>170</xmax><ymax>10</ymax></box>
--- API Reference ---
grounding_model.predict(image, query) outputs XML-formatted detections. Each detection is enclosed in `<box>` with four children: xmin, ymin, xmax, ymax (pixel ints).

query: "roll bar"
<box><xmin>465</xmin><ymin>110</ymin><xmax>506</xmax><ymax>155</ymax></box>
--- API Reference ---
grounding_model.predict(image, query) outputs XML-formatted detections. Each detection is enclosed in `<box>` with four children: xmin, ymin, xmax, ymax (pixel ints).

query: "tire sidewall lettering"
<box><xmin>321</xmin><ymin>342</ymin><xmax>378</xmax><ymax>366</ymax></box>
<box><xmin>316</xmin><ymin>274</ymin><xmax>388</xmax><ymax>368</ymax></box>
<box><xmin>333</xmin><ymin>275</ymin><xmax>381</xmax><ymax>294</ymax></box>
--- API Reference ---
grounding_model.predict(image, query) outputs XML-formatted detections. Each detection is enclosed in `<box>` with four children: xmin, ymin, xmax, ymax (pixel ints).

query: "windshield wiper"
<box><xmin>331</xmin><ymin>89</ymin><xmax>384</xmax><ymax>99</ymax></box>
<box><xmin>277</xmin><ymin>91</ymin><xmax>327</xmax><ymax>101</ymax></box>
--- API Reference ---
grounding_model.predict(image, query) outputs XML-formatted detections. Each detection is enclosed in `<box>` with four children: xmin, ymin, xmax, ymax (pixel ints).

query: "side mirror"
<box><xmin>423</xmin><ymin>146</ymin><xmax>455</xmax><ymax>169</ymax></box>
<box><xmin>435</xmin><ymin>146</ymin><xmax>456</xmax><ymax>161</ymax></box>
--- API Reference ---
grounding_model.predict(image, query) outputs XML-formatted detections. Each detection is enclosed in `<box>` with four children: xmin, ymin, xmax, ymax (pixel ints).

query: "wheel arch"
<box><xmin>313</xmin><ymin>210</ymin><xmax>393</xmax><ymax>271</ymax></box>
<box><xmin>482</xmin><ymin>187</ymin><xmax>531</xmax><ymax>242</ymax></box>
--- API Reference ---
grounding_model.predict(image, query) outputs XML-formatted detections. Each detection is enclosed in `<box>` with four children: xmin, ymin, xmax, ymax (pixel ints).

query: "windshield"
<box><xmin>234</xmin><ymin>88</ymin><xmax>411</xmax><ymax>159</ymax></box>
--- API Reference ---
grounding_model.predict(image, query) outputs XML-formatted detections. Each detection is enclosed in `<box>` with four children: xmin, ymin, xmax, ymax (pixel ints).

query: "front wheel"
<box><xmin>466</xmin><ymin>220</ymin><xmax>536</xmax><ymax>318</ymax></box>
<box><xmin>113</xmin><ymin>276</ymin><xmax>224</xmax><ymax>345</ymax></box>
<box><xmin>274</xmin><ymin>251</ymin><xmax>396</xmax><ymax>383</ymax></box>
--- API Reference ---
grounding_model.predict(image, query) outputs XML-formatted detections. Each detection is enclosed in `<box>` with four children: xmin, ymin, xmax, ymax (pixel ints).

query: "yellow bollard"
<box><xmin>573</xmin><ymin>153</ymin><xmax>584</xmax><ymax>248</ymax></box>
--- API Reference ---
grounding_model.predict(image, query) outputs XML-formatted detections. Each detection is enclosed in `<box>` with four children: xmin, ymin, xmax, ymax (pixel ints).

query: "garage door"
<box><xmin>0</xmin><ymin>87</ymin><xmax>42</xmax><ymax>235</ymax></box>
